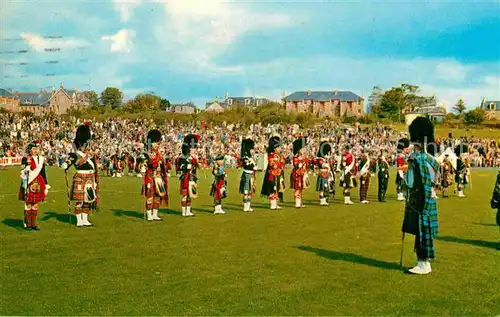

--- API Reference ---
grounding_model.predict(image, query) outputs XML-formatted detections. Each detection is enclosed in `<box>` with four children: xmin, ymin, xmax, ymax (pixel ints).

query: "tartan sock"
<box><xmin>25</xmin><ymin>209</ymin><xmax>32</xmax><ymax>227</ymax></box>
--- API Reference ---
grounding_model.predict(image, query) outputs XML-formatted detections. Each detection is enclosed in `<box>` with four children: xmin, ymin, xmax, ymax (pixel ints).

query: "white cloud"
<box><xmin>113</xmin><ymin>0</ymin><xmax>142</xmax><ymax>22</ymax></box>
<box><xmin>101</xmin><ymin>29</ymin><xmax>136</xmax><ymax>53</ymax></box>
<box><xmin>155</xmin><ymin>0</ymin><xmax>292</xmax><ymax>73</ymax></box>
<box><xmin>435</xmin><ymin>60</ymin><xmax>469</xmax><ymax>82</ymax></box>
<box><xmin>20</xmin><ymin>33</ymin><xmax>89</xmax><ymax>52</ymax></box>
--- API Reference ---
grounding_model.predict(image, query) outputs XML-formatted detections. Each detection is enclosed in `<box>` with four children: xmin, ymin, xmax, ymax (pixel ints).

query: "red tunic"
<box><xmin>19</xmin><ymin>156</ymin><xmax>47</xmax><ymax>204</ymax></box>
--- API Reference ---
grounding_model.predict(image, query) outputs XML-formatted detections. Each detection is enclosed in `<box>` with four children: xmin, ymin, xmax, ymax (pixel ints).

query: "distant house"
<box><xmin>205</xmin><ymin>101</ymin><xmax>227</xmax><ymax>112</ymax></box>
<box><xmin>226</xmin><ymin>97</ymin><xmax>269</xmax><ymax>107</ymax></box>
<box><xmin>283</xmin><ymin>90</ymin><xmax>364</xmax><ymax>118</ymax></box>
<box><xmin>2</xmin><ymin>84</ymin><xmax>90</xmax><ymax>115</ymax></box>
<box><xmin>169</xmin><ymin>103</ymin><xmax>197</xmax><ymax>114</ymax></box>
<box><xmin>405</xmin><ymin>106</ymin><xmax>447</xmax><ymax>126</ymax></box>
<box><xmin>480</xmin><ymin>98</ymin><xmax>500</xmax><ymax>119</ymax></box>
<box><xmin>0</xmin><ymin>88</ymin><xmax>20</xmax><ymax>112</ymax></box>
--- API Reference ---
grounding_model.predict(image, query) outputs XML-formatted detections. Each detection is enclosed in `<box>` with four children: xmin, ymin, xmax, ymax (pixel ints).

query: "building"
<box><xmin>205</xmin><ymin>101</ymin><xmax>227</xmax><ymax>113</ymax></box>
<box><xmin>0</xmin><ymin>88</ymin><xmax>20</xmax><ymax>112</ymax></box>
<box><xmin>405</xmin><ymin>105</ymin><xmax>447</xmax><ymax>126</ymax></box>
<box><xmin>283</xmin><ymin>90</ymin><xmax>364</xmax><ymax>118</ymax></box>
<box><xmin>1</xmin><ymin>84</ymin><xmax>90</xmax><ymax>115</ymax></box>
<box><xmin>169</xmin><ymin>103</ymin><xmax>197</xmax><ymax>114</ymax></box>
<box><xmin>204</xmin><ymin>95</ymin><xmax>270</xmax><ymax>112</ymax></box>
<box><xmin>480</xmin><ymin>98</ymin><xmax>500</xmax><ymax>119</ymax></box>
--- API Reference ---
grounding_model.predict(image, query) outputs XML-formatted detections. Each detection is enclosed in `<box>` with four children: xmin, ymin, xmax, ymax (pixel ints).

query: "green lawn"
<box><xmin>390</xmin><ymin>123</ymin><xmax>500</xmax><ymax>139</ymax></box>
<box><xmin>1</xmin><ymin>168</ymin><xmax>499</xmax><ymax>316</ymax></box>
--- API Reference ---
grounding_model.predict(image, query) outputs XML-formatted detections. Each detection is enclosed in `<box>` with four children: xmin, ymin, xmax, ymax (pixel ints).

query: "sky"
<box><xmin>1</xmin><ymin>0</ymin><xmax>499</xmax><ymax>110</ymax></box>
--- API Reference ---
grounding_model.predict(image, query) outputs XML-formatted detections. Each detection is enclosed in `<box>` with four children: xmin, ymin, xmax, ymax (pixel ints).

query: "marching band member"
<box><xmin>290</xmin><ymin>138</ymin><xmax>308</xmax><ymax>208</ymax></box>
<box><xmin>455</xmin><ymin>145</ymin><xmax>469</xmax><ymax>198</ymax></box>
<box><xmin>440</xmin><ymin>154</ymin><xmax>454</xmax><ymax>198</ymax></box>
<box><xmin>402</xmin><ymin>117</ymin><xmax>440</xmax><ymax>275</ymax></box>
<box><xmin>261</xmin><ymin>136</ymin><xmax>284</xmax><ymax>210</ymax></box>
<box><xmin>340</xmin><ymin>145</ymin><xmax>357</xmax><ymax>205</ymax></box>
<box><xmin>489</xmin><ymin>170</ymin><xmax>500</xmax><ymax>249</ymax></box>
<box><xmin>315</xmin><ymin>141</ymin><xmax>334</xmax><ymax>206</ymax></box>
<box><xmin>239</xmin><ymin>138</ymin><xmax>256</xmax><ymax>212</ymax></box>
<box><xmin>19</xmin><ymin>140</ymin><xmax>49</xmax><ymax>231</ymax></box>
<box><xmin>211</xmin><ymin>155</ymin><xmax>227</xmax><ymax>214</ymax></box>
<box><xmin>141</xmin><ymin>129</ymin><xmax>169</xmax><ymax>221</ymax></box>
<box><xmin>178</xmin><ymin>134</ymin><xmax>200</xmax><ymax>217</ymax></box>
<box><xmin>65</xmin><ymin>123</ymin><xmax>99</xmax><ymax>228</ymax></box>
<box><xmin>396</xmin><ymin>138</ymin><xmax>410</xmax><ymax>201</ymax></box>
<box><xmin>377</xmin><ymin>151</ymin><xmax>390</xmax><ymax>202</ymax></box>
<box><xmin>358</xmin><ymin>148</ymin><xmax>372</xmax><ymax>204</ymax></box>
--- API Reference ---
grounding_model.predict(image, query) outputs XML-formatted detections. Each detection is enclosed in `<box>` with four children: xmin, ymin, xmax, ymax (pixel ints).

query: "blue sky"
<box><xmin>1</xmin><ymin>0</ymin><xmax>499</xmax><ymax>110</ymax></box>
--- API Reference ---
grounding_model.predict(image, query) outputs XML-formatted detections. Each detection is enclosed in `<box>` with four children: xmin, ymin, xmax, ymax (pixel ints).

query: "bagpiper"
<box><xmin>358</xmin><ymin>148</ymin><xmax>372</xmax><ymax>204</ymax></box>
<box><xmin>396</xmin><ymin>138</ymin><xmax>410</xmax><ymax>201</ymax></box>
<box><xmin>440</xmin><ymin>154</ymin><xmax>454</xmax><ymax>198</ymax></box>
<box><xmin>65</xmin><ymin>123</ymin><xmax>99</xmax><ymax>228</ymax></box>
<box><xmin>402</xmin><ymin>117</ymin><xmax>440</xmax><ymax>275</ymax></box>
<box><xmin>377</xmin><ymin>151</ymin><xmax>390</xmax><ymax>202</ymax></box>
<box><xmin>141</xmin><ymin>129</ymin><xmax>169</xmax><ymax>222</ymax></box>
<box><xmin>210</xmin><ymin>154</ymin><xmax>227</xmax><ymax>214</ymax></box>
<box><xmin>290</xmin><ymin>137</ymin><xmax>308</xmax><ymax>208</ymax></box>
<box><xmin>455</xmin><ymin>144</ymin><xmax>469</xmax><ymax>198</ymax></box>
<box><xmin>19</xmin><ymin>140</ymin><xmax>49</xmax><ymax>231</ymax></box>
<box><xmin>489</xmin><ymin>170</ymin><xmax>500</xmax><ymax>249</ymax></box>
<box><xmin>316</xmin><ymin>141</ymin><xmax>334</xmax><ymax>206</ymax></box>
<box><xmin>340</xmin><ymin>145</ymin><xmax>357</xmax><ymax>205</ymax></box>
<box><xmin>261</xmin><ymin>136</ymin><xmax>285</xmax><ymax>210</ymax></box>
<box><xmin>111</xmin><ymin>150</ymin><xmax>124</xmax><ymax>178</ymax></box>
<box><xmin>239</xmin><ymin>138</ymin><xmax>256</xmax><ymax>212</ymax></box>
<box><xmin>178</xmin><ymin>134</ymin><xmax>200</xmax><ymax>217</ymax></box>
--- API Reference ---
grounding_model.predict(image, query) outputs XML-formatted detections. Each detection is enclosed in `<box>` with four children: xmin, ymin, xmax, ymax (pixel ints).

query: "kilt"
<box><xmin>316</xmin><ymin>175</ymin><xmax>328</xmax><ymax>192</ymax></box>
<box><xmin>210</xmin><ymin>179</ymin><xmax>226</xmax><ymax>200</ymax></box>
<box><xmin>340</xmin><ymin>172</ymin><xmax>356</xmax><ymax>188</ymax></box>
<box><xmin>360</xmin><ymin>174</ymin><xmax>370</xmax><ymax>199</ymax></box>
<box><xmin>239</xmin><ymin>171</ymin><xmax>253</xmax><ymax>195</ymax></box>
<box><xmin>71</xmin><ymin>172</ymin><xmax>96</xmax><ymax>202</ymax></box>
<box><xmin>18</xmin><ymin>176</ymin><xmax>46</xmax><ymax>204</ymax></box>
<box><xmin>290</xmin><ymin>169</ymin><xmax>304</xmax><ymax>190</ymax></box>
<box><xmin>261</xmin><ymin>170</ymin><xmax>281</xmax><ymax>197</ymax></box>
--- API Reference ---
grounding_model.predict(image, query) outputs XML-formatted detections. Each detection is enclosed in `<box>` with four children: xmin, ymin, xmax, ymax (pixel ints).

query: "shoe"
<box><xmin>361</xmin><ymin>200</ymin><xmax>369</xmax><ymax>204</ymax></box>
<box><xmin>186</xmin><ymin>207</ymin><xmax>195</xmax><ymax>216</ymax></box>
<box><xmin>146</xmin><ymin>210</ymin><xmax>154</xmax><ymax>221</ymax></box>
<box><xmin>152</xmin><ymin>209</ymin><xmax>162</xmax><ymax>221</ymax></box>
<box><xmin>408</xmin><ymin>261</ymin><xmax>431</xmax><ymax>275</ymax></box>
<box><xmin>24</xmin><ymin>227</ymin><xmax>32</xmax><ymax>231</ymax></box>
<box><xmin>31</xmin><ymin>226</ymin><xmax>40</xmax><ymax>231</ymax></box>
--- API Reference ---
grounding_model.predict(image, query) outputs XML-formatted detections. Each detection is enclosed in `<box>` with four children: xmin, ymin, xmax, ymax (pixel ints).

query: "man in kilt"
<box><xmin>261</xmin><ymin>136</ymin><xmax>285</xmax><ymax>210</ymax></box>
<box><xmin>239</xmin><ymin>138</ymin><xmax>256</xmax><ymax>212</ymax></box>
<box><xmin>440</xmin><ymin>154</ymin><xmax>454</xmax><ymax>198</ymax></box>
<box><xmin>19</xmin><ymin>140</ymin><xmax>49</xmax><ymax>231</ymax></box>
<box><xmin>211</xmin><ymin>154</ymin><xmax>227</xmax><ymax>214</ymax></box>
<box><xmin>65</xmin><ymin>123</ymin><xmax>99</xmax><ymax>227</ymax></box>
<box><xmin>377</xmin><ymin>151</ymin><xmax>390</xmax><ymax>202</ymax></box>
<box><xmin>489</xmin><ymin>170</ymin><xmax>500</xmax><ymax>249</ymax></box>
<box><xmin>178</xmin><ymin>134</ymin><xmax>200</xmax><ymax>217</ymax></box>
<box><xmin>358</xmin><ymin>149</ymin><xmax>372</xmax><ymax>204</ymax></box>
<box><xmin>111</xmin><ymin>150</ymin><xmax>124</xmax><ymax>178</ymax></box>
<box><xmin>290</xmin><ymin>137</ymin><xmax>308</xmax><ymax>208</ymax></box>
<box><xmin>340</xmin><ymin>145</ymin><xmax>357</xmax><ymax>205</ymax></box>
<box><xmin>141</xmin><ymin>129</ymin><xmax>169</xmax><ymax>221</ymax></box>
<box><xmin>316</xmin><ymin>141</ymin><xmax>334</xmax><ymax>206</ymax></box>
<box><xmin>396</xmin><ymin>138</ymin><xmax>410</xmax><ymax>201</ymax></box>
<box><xmin>402</xmin><ymin>117</ymin><xmax>440</xmax><ymax>275</ymax></box>
<box><xmin>455</xmin><ymin>144</ymin><xmax>469</xmax><ymax>198</ymax></box>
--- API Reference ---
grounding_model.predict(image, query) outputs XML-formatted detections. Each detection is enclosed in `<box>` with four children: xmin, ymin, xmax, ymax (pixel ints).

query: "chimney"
<box><xmin>282</xmin><ymin>90</ymin><xmax>286</xmax><ymax>99</ymax></box>
<box><xmin>60</xmin><ymin>82</ymin><xmax>64</xmax><ymax>90</ymax></box>
<box><xmin>307</xmin><ymin>90</ymin><xmax>312</xmax><ymax>96</ymax></box>
<box><xmin>225</xmin><ymin>92</ymin><xmax>229</xmax><ymax>100</ymax></box>
<box><xmin>333</xmin><ymin>89</ymin><xmax>338</xmax><ymax>96</ymax></box>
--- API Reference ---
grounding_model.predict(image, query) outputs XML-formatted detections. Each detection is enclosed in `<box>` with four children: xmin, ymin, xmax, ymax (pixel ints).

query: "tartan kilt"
<box><xmin>316</xmin><ymin>175</ymin><xmax>328</xmax><ymax>192</ymax></box>
<box><xmin>340</xmin><ymin>172</ymin><xmax>356</xmax><ymax>188</ymax></box>
<box><xmin>360</xmin><ymin>175</ymin><xmax>370</xmax><ymax>197</ymax></box>
<box><xmin>261</xmin><ymin>171</ymin><xmax>281</xmax><ymax>197</ymax></box>
<box><xmin>290</xmin><ymin>169</ymin><xmax>304</xmax><ymax>190</ymax></box>
<box><xmin>239</xmin><ymin>172</ymin><xmax>253</xmax><ymax>195</ymax></box>
<box><xmin>71</xmin><ymin>173</ymin><xmax>95</xmax><ymax>202</ymax></box>
<box><xmin>18</xmin><ymin>179</ymin><xmax>46</xmax><ymax>204</ymax></box>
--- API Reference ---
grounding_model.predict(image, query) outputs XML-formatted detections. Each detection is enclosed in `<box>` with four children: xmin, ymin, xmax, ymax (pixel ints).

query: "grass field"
<box><xmin>391</xmin><ymin>124</ymin><xmax>500</xmax><ymax>139</ymax></box>
<box><xmin>1</xmin><ymin>167</ymin><xmax>499</xmax><ymax>316</ymax></box>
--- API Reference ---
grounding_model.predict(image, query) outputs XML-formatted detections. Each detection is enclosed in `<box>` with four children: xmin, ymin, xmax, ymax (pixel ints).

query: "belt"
<box><xmin>243</xmin><ymin>170</ymin><xmax>254</xmax><ymax>174</ymax></box>
<box><xmin>76</xmin><ymin>170</ymin><xmax>94</xmax><ymax>175</ymax></box>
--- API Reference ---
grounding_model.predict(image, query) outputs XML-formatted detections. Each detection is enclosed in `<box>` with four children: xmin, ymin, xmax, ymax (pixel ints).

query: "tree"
<box><xmin>160</xmin><ymin>98</ymin><xmax>171</xmax><ymax>111</ymax></box>
<box><xmin>379</xmin><ymin>84</ymin><xmax>430</xmax><ymax>122</ymax></box>
<box><xmin>452</xmin><ymin>98</ymin><xmax>467</xmax><ymax>115</ymax></box>
<box><xmin>367</xmin><ymin>85</ymin><xmax>383</xmax><ymax>116</ymax></box>
<box><xmin>83</xmin><ymin>91</ymin><xmax>100</xmax><ymax>109</ymax></box>
<box><xmin>100</xmin><ymin>87</ymin><xmax>123</xmax><ymax>109</ymax></box>
<box><xmin>464</xmin><ymin>108</ymin><xmax>485</xmax><ymax>125</ymax></box>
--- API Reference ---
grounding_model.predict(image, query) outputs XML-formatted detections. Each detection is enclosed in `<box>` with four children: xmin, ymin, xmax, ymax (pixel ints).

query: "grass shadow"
<box><xmin>192</xmin><ymin>207</ymin><xmax>215</xmax><ymax>214</ymax></box>
<box><xmin>437</xmin><ymin>236</ymin><xmax>499</xmax><ymax>250</ymax></box>
<box><xmin>161</xmin><ymin>209</ymin><xmax>182</xmax><ymax>216</ymax></box>
<box><xmin>41</xmin><ymin>212</ymin><xmax>74</xmax><ymax>224</ymax></box>
<box><xmin>472</xmin><ymin>222</ymin><xmax>497</xmax><ymax>227</ymax></box>
<box><xmin>2</xmin><ymin>218</ymin><xmax>24</xmax><ymax>231</ymax></box>
<box><xmin>296</xmin><ymin>246</ymin><xmax>403</xmax><ymax>271</ymax></box>
<box><xmin>112</xmin><ymin>209</ymin><xmax>144</xmax><ymax>220</ymax></box>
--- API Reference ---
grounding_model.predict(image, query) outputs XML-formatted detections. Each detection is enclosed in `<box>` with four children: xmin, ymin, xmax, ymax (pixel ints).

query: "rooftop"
<box><xmin>284</xmin><ymin>91</ymin><xmax>362</xmax><ymax>102</ymax></box>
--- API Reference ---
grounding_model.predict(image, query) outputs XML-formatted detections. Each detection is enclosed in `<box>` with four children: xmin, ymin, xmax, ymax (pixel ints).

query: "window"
<box><xmin>227</xmin><ymin>99</ymin><xmax>233</xmax><ymax>105</ymax></box>
<box><xmin>245</xmin><ymin>99</ymin><xmax>250</xmax><ymax>105</ymax></box>
<box><xmin>490</xmin><ymin>103</ymin><xmax>495</xmax><ymax>111</ymax></box>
